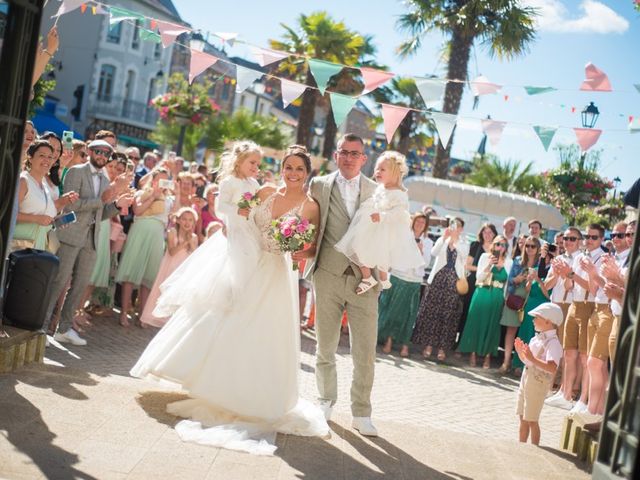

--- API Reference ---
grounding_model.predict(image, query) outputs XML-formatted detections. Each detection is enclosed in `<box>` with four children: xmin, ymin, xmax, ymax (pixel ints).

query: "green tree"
<box><xmin>396</xmin><ymin>0</ymin><xmax>537</xmax><ymax>178</ymax></box>
<box><xmin>28</xmin><ymin>65</ymin><xmax>56</xmax><ymax>118</ymax></box>
<box><xmin>465</xmin><ymin>153</ymin><xmax>540</xmax><ymax>193</ymax></box>
<box><xmin>269</xmin><ymin>12</ymin><xmax>369</xmax><ymax>150</ymax></box>
<box><xmin>205</xmin><ymin>109</ymin><xmax>291</xmax><ymax>152</ymax></box>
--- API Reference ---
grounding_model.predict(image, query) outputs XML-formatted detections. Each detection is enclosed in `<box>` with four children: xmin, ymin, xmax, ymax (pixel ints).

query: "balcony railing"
<box><xmin>89</xmin><ymin>95</ymin><xmax>159</xmax><ymax>126</ymax></box>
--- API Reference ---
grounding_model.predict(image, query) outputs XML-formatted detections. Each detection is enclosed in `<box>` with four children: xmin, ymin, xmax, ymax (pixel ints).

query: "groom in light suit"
<box><xmin>306</xmin><ymin>133</ymin><xmax>379</xmax><ymax>436</ymax></box>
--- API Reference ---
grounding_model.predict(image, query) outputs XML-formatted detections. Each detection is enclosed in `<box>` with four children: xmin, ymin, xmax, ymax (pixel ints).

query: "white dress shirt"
<box><xmin>609</xmin><ymin>248</ymin><xmax>630</xmax><ymax>316</ymax></box>
<box><xmin>336</xmin><ymin>173</ymin><xmax>360</xmax><ymax>218</ymax></box>
<box><xmin>392</xmin><ymin>236</ymin><xmax>434</xmax><ymax>283</ymax></box>
<box><xmin>88</xmin><ymin>162</ymin><xmax>103</xmax><ymax>197</ymax></box>
<box><xmin>572</xmin><ymin>248</ymin><xmax>603</xmax><ymax>302</ymax></box>
<box><xmin>550</xmin><ymin>251</ymin><xmax>576</xmax><ymax>304</ymax></box>
<box><xmin>525</xmin><ymin>329</ymin><xmax>563</xmax><ymax>368</ymax></box>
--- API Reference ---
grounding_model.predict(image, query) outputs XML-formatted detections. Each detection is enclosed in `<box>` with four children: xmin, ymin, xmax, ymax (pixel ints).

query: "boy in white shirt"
<box><xmin>515</xmin><ymin>303</ymin><xmax>564</xmax><ymax>446</ymax></box>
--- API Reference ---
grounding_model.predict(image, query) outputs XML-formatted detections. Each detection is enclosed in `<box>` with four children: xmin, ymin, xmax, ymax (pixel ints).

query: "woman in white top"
<box><xmin>411</xmin><ymin>217</ymin><xmax>469</xmax><ymax>361</ymax></box>
<box><xmin>13</xmin><ymin>140</ymin><xmax>78</xmax><ymax>251</ymax></box>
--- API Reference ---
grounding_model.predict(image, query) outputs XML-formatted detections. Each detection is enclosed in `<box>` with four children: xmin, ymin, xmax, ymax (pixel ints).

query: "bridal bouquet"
<box><xmin>270</xmin><ymin>215</ymin><xmax>315</xmax><ymax>270</ymax></box>
<box><xmin>237</xmin><ymin>192</ymin><xmax>260</xmax><ymax>210</ymax></box>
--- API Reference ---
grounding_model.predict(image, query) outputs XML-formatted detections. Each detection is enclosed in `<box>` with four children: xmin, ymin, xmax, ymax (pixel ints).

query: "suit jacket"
<box><xmin>305</xmin><ymin>171</ymin><xmax>377</xmax><ymax>278</ymax></box>
<box><xmin>57</xmin><ymin>162</ymin><xmax>119</xmax><ymax>248</ymax></box>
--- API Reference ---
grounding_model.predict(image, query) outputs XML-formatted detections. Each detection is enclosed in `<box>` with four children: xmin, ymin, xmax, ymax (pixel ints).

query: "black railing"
<box><xmin>90</xmin><ymin>96</ymin><xmax>158</xmax><ymax>126</ymax></box>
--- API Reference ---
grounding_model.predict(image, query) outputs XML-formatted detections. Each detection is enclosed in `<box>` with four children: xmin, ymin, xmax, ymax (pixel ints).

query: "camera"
<box><xmin>548</xmin><ymin>243</ymin><xmax>558</xmax><ymax>254</ymax></box>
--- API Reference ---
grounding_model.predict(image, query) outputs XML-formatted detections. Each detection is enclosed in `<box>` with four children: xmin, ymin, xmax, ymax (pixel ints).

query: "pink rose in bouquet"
<box><xmin>237</xmin><ymin>192</ymin><xmax>260</xmax><ymax>210</ymax></box>
<box><xmin>270</xmin><ymin>215</ymin><xmax>316</xmax><ymax>270</ymax></box>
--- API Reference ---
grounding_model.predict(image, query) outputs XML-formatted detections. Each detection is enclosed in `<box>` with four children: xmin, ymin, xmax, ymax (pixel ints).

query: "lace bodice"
<box><xmin>252</xmin><ymin>194</ymin><xmax>304</xmax><ymax>255</ymax></box>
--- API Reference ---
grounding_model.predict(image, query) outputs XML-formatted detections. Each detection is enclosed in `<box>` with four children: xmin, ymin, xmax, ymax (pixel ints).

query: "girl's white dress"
<box><xmin>335</xmin><ymin>184</ymin><xmax>424</xmax><ymax>272</ymax></box>
<box><xmin>130</xmin><ymin>190</ymin><xmax>328</xmax><ymax>455</ymax></box>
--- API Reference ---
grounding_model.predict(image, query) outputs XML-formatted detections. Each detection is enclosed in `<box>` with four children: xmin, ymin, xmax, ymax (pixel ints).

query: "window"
<box><xmin>98</xmin><ymin>64</ymin><xmax>116</xmax><ymax>102</ymax></box>
<box><xmin>153</xmin><ymin>42</ymin><xmax>162</xmax><ymax>60</ymax></box>
<box><xmin>240</xmin><ymin>95</ymin><xmax>245</xmax><ymax>108</ymax></box>
<box><xmin>131</xmin><ymin>20</ymin><xmax>141</xmax><ymax>50</ymax></box>
<box><xmin>221</xmin><ymin>82</ymin><xmax>230</xmax><ymax>101</ymax></box>
<box><xmin>107</xmin><ymin>22</ymin><xmax>121</xmax><ymax>44</ymax></box>
<box><xmin>147</xmin><ymin>79</ymin><xmax>157</xmax><ymax>105</ymax></box>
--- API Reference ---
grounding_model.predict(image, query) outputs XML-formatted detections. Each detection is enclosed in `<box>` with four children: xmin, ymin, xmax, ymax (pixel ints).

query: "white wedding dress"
<box><xmin>130</xmin><ymin>193</ymin><xmax>329</xmax><ymax>455</ymax></box>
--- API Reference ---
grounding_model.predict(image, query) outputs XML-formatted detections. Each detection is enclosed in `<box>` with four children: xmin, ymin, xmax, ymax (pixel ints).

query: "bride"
<box><xmin>130</xmin><ymin>144</ymin><xmax>328</xmax><ymax>455</ymax></box>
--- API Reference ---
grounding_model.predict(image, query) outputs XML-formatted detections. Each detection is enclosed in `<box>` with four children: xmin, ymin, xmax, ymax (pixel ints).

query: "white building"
<box><xmin>39</xmin><ymin>0</ymin><xmax>185</xmax><ymax>147</ymax></box>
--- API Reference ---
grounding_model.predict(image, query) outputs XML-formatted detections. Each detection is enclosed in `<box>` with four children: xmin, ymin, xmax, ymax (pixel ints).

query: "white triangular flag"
<box><xmin>52</xmin><ymin>0</ymin><xmax>85</xmax><ymax>18</ymax></box>
<box><xmin>216</xmin><ymin>32</ymin><xmax>238</xmax><ymax>47</ymax></box>
<box><xmin>431</xmin><ymin>112</ymin><xmax>457</xmax><ymax>148</ymax></box>
<box><xmin>482</xmin><ymin>119</ymin><xmax>507</xmax><ymax>146</ymax></box>
<box><xmin>415</xmin><ymin>77</ymin><xmax>446</xmax><ymax>109</ymax></box>
<box><xmin>236</xmin><ymin>66</ymin><xmax>263</xmax><ymax>93</ymax></box>
<box><xmin>280</xmin><ymin>78</ymin><xmax>307</xmax><ymax>108</ymax></box>
<box><xmin>250</xmin><ymin>47</ymin><xmax>289</xmax><ymax>67</ymax></box>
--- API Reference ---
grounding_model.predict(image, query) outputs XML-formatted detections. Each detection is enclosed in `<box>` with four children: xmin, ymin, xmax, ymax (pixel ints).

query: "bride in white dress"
<box><xmin>130</xmin><ymin>145</ymin><xmax>328</xmax><ymax>455</ymax></box>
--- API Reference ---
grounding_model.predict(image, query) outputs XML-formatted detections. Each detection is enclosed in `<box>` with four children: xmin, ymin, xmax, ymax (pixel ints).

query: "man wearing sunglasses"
<box><xmin>544</xmin><ymin>227</ymin><xmax>582</xmax><ymax>410</ymax></box>
<box><xmin>43</xmin><ymin>140</ymin><xmax>134</xmax><ymax>346</ymax></box>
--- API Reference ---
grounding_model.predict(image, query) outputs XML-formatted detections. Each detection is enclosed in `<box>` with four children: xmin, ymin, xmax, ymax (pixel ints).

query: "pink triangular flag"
<box><xmin>481</xmin><ymin>119</ymin><xmax>507</xmax><ymax>146</ymax></box>
<box><xmin>574</xmin><ymin>128</ymin><xmax>602</xmax><ymax>152</ymax></box>
<box><xmin>52</xmin><ymin>0</ymin><xmax>85</xmax><ymax>18</ymax></box>
<box><xmin>156</xmin><ymin>20</ymin><xmax>191</xmax><ymax>48</ymax></box>
<box><xmin>189</xmin><ymin>50</ymin><xmax>218</xmax><ymax>84</ymax></box>
<box><xmin>580</xmin><ymin>63</ymin><xmax>612</xmax><ymax>92</ymax></box>
<box><xmin>280</xmin><ymin>79</ymin><xmax>307</xmax><ymax>108</ymax></box>
<box><xmin>360</xmin><ymin>67</ymin><xmax>394</xmax><ymax>94</ymax></box>
<box><xmin>381</xmin><ymin>104</ymin><xmax>411</xmax><ymax>143</ymax></box>
<box><xmin>471</xmin><ymin>75</ymin><xmax>502</xmax><ymax>96</ymax></box>
<box><xmin>250</xmin><ymin>47</ymin><xmax>289</xmax><ymax>67</ymax></box>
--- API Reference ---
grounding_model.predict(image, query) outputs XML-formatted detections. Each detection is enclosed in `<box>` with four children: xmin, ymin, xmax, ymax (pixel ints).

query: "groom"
<box><xmin>306</xmin><ymin>133</ymin><xmax>379</xmax><ymax>436</ymax></box>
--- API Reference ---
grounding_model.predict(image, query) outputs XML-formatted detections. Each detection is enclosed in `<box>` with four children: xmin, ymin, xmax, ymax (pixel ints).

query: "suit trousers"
<box><xmin>45</xmin><ymin>232</ymin><xmax>97</xmax><ymax>333</ymax></box>
<box><xmin>313</xmin><ymin>266</ymin><xmax>378</xmax><ymax>417</ymax></box>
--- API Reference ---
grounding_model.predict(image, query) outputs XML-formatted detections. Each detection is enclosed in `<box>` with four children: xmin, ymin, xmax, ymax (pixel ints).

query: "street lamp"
<box><xmin>253</xmin><ymin>83</ymin><xmax>266</xmax><ymax>115</ymax></box>
<box><xmin>613</xmin><ymin>176</ymin><xmax>621</xmax><ymax>199</ymax></box>
<box><xmin>581</xmin><ymin>101</ymin><xmax>600</xmax><ymax>129</ymax></box>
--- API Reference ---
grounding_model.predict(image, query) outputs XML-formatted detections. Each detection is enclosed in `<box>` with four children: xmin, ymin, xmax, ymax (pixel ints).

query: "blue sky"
<box><xmin>173</xmin><ymin>0</ymin><xmax>639</xmax><ymax>190</ymax></box>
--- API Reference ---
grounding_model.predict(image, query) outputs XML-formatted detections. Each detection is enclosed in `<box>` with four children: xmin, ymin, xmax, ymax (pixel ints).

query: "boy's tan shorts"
<box><xmin>516</xmin><ymin>366</ymin><xmax>553</xmax><ymax>422</ymax></box>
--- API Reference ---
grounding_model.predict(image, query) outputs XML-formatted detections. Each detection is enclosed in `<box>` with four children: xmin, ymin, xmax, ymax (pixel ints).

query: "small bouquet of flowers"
<box><xmin>270</xmin><ymin>215</ymin><xmax>316</xmax><ymax>270</ymax></box>
<box><xmin>237</xmin><ymin>192</ymin><xmax>260</xmax><ymax>210</ymax></box>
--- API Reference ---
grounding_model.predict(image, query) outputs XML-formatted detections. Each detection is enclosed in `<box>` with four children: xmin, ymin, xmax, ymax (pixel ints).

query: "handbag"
<box><xmin>506</xmin><ymin>293</ymin><xmax>526</xmax><ymax>311</ymax></box>
<box><xmin>456</xmin><ymin>276</ymin><xmax>469</xmax><ymax>295</ymax></box>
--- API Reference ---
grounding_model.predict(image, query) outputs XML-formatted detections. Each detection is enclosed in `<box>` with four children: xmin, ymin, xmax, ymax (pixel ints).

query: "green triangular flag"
<box><xmin>329</xmin><ymin>92</ymin><xmax>357</xmax><ymax>127</ymax></box>
<box><xmin>308</xmin><ymin>59</ymin><xmax>344</xmax><ymax>95</ymax></box>
<box><xmin>109</xmin><ymin>6</ymin><xmax>144</xmax><ymax>25</ymax></box>
<box><xmin>533</xmin><ymin>125</ymin><xmax>557</xmax><ymax>151</ymax></box>
<box><xmin>524</xmin><ymin>86</ymin><xmax>557</xmax><ymax>95</ymax></box>
<box><xmin>140</xmin><ymin>29</ymin><xmax>161</xmax><ymax>43</ymax></box>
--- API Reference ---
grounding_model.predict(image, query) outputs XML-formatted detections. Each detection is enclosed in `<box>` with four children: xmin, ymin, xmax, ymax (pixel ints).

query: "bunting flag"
<box><xmin>189</xmin><ymin>50</ymin><xmax>218</xmax><ymax>84</ymax></box>
<box><xmin>280</xmin><ymin>79</ymin><xmax>307</xmax><ymax>108</ymax></box>
<box><xmin>481</xmin><ymin>119</ymin><xmax>507</xmax><ymax>146</ymax></box>
<box><xmin>52</xmin><ymin>0</ymin><xmax>85</xmax><ymax>18</ymax></box>
<box><xmin>430</xmin><ymin>112</ymin><xmax>457</xmax><ymax>149</ymax></box>
<box><xmin>574</xmin><ymin>128</ymin><xmax>602</xmax><ymax>152</ymax></box>
<box><xmin>532</xmin><ymin>126</ymin><xmax>557</xmax><ymax>151</ymax></box>
<box><xmin>140</xmin><ymin>29</ymin><xmax>161</xmax><ymax>43</ymax></box>
<box><xmin>629</xmin><ymin>118</ymin><xmax>640</xmax><ymax>133</ymax></box>
<box><xmin>360</xmin><ymin>67</ymin><xmax>394</xmax><ymax>94</ymax></box>
<box><xmin>329</xmin><ymin>93</ymin><xmax>358</xmax><ymax>127</ymax></box>
<box><xmin>308</xmin><ymin>59</ymin><xmax>344</xmax><ymax>95</ymax></box>
<box><xmin>470</xmin><ymin>75</ymin><xmax>502</xmax><ymax>96</ymax></box>
<box><xmin>381</xmin><ymin>104</ymin><xmax>411</xmax><ymax>143</ymax></box>
<box><xmin>415</xmin><ymin>78</ymin><xmax>446</xmax><ymax>109</ymax></box>
<box><xmin>524</xmin><ymin>86</ymin><xmax>557</xmax><ymax>95</ymax></box>
<box><xmin>156</xmin><ymin>20</ymin><xmax>191</xmax><ymax>48</ymax></box>
<box><xmin>108</xmin><ymin>6</ymin><xmax>144</xmax><ymax>25</ymax></box>
<box><xmin>215</xmin><ymin>32</ymin><xmax>239</xmax><ymax>46</ymax></box>
<box><xmin>580</xmin><ymin>63</ymin><xmax>612</xmax><ymax>92</ymax></box>
<box><xmin>94</xmin><ymin>5</ymin><xmax>109</xmax><ymax>15</ymax></box>
<box><xmin>235</xmin><ymin>65</ymin><xmax>263</xmax><ymax>93</ymax></box>
<box><xmin>250</xmin><ymin>47</ymin><xmax>288</xmax><ymax>67</ymax></box>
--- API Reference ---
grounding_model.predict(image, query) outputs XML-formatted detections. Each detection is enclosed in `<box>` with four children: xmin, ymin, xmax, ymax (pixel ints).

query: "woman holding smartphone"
<box><xmin>116</xmin><ymin>168</ymin><xmax>173</xmax><ymax>327</ymax></box>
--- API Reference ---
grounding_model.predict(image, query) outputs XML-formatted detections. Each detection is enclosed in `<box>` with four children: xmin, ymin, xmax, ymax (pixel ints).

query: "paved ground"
<box><xmin>0</xmin><ymin>310</ymin><xmax>590</xmax><ymax>479</ymax></box>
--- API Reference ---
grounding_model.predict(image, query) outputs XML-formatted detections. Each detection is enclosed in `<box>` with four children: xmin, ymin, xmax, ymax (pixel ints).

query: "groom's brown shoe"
<box><xmin>352</xmin><ymin>417</ymin><xmax>378</xmax><ymax>437</ymax></box>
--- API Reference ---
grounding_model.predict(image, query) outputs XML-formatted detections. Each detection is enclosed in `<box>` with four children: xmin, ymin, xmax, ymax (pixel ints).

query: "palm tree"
<box><xmin>465</xmin><ymin>154</ymin><xmax>539</xmax><ymax>194</ymax></box>
<box><xmin>269</xmin><ymin>12</ymin><xmax>368</xmax><ymax>150</ymax></box>
<box><xmin>372</xmin><ymin>77</ymin><xmax>433</xmax><ymax>155</ymax></box>
<box><xmin>396</xmin><ymin>0</ymin><xmax>537</xmax><ymax>178</ymax></box>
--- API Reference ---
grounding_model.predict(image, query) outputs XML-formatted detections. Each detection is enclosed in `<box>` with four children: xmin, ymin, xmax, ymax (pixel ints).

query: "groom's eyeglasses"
<box><xmin>337</xmin><ymin>149</ymin><xmax>363</xmax><ymax>159</ymax></box>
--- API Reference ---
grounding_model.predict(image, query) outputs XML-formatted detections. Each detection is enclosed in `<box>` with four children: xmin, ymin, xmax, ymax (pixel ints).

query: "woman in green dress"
<box><xmin>458</xmin><ymin>235</ymin><xmax>512</xmax><ymax>368</ymax></box>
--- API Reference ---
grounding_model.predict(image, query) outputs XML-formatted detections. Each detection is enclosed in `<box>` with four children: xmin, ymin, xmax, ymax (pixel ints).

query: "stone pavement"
<box><xmin>0</xmin><ymin>311</ymin><xmax>590</xmax><ymax>479</ymax></box>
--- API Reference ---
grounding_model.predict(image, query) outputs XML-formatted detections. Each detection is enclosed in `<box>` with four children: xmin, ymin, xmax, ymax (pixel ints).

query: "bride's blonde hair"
<box><xmin>376</xmin><ymin>150</ymin><xmax>408</xmax><ymax>187</ymax></box>
<box><xmin>218</xmin><ymin>140</ymin><xmax>263</xmax><ymax>181</ymax></box>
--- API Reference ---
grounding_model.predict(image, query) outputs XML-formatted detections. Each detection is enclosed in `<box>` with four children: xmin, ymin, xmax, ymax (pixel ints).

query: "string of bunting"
<box><xmin>54</xmin><ymin>0</ymin><xmax>640</xmax><ymax>153</ymax></box>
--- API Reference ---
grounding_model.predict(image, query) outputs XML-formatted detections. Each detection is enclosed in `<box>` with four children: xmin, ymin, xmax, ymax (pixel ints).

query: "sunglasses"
<box><xmin>91</xmin><ymin>148</ymin><xmax>111</xmax><ymax>156</ymax></box>
<box><xmin>78</xmin><ymin>151</ymin><xmax>87</xmax><ymax>158</ymax></box>
<box><xmin>585</xmin><ymin>234</ymin><xmax>601</xmax><ymax>240</ymax></box>
<box><xmin>611</xmin><ymin>233</ymin><xmax>626</xmax><ymax>239</ymax></box>
<box><xmin>525</xmin><ymin>244</ymin><xmax>538</xmax><ymax>249</ymax></box>
<box><xmin>495</xmin><ymin>242</ymin><xmax>508</xmax><ymax>247</ymax></box>
<box><xmin>563</xmin><ymin>236</ymin><xmax>579</xmax><ymax>242</ymax></box>
<box><xmin>128</xmin><ymin>156</ymin><xmax>140</xmax><ymax>161</ymax></box>
<box><xmin>626</xmin><ymin>232</ymin><xmax>635</xmax><ymax>238</ymax></box>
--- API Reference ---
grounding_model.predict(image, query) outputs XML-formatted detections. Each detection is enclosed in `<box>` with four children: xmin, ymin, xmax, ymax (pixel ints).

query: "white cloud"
<box><xmin>522</xmin><ymin>0</ymin><xmax>629</xmax><ymax>34</ymax></box>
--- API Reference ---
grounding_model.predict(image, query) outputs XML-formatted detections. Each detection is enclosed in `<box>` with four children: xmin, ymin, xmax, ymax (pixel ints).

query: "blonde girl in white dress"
<box><xmin>335</xmin><ymin>151</ymin><xmax>424</xmax><ymax>295</ymax></box>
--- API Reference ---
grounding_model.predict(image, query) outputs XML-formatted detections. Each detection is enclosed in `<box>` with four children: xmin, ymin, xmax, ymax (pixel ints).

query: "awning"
<box><xmin>117</xmin><ymin>134</ymin><xmax>159</xmax><ymax>150</ymax></box>
<box><xmin>31</xmin><ymin>112</ymin><xmax>83</xmax><ymax>139</ymax></box>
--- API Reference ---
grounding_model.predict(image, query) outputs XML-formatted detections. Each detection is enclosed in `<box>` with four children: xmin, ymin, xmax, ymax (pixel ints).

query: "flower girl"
<box><xmin>335</xmin><ymin>151</ymin><xmax>424</xmax><ymax>295</ymax></box>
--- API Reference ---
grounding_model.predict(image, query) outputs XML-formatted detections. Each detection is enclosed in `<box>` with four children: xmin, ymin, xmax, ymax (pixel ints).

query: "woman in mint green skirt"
<box><xmin>457</xmin><ymin>236</ymin><xmax>512</xmax><ymax>368</ymax></box>
<box><xmin>116</xmin><ymin>168</ymin><xmax>173</xmax><ymax>327</ymax></box>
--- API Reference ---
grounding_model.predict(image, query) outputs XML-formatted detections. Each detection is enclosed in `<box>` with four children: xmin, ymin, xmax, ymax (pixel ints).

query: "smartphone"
<box><xmin>491</xmin><ymin>249</ymin><xmax>499</xmax><ymax>257</ymax></box>
<box><xmin>159</xmin><ymin>179</ymin><xmax>174</xmax><ymax>190</ymax></box>
<box><xmin>53</xmin><ymin>211</ymin><xmax>77</xmax><ymax>230</ymax></box>
<box><xmin>62</xmin><ymin>130</ymin><xmax>74</xmax><ymax>150</ymax></box>
<box><xmin>195</xmin><ymin>185</ymin><xmax>205</xmax><ymax>198</ymax></box>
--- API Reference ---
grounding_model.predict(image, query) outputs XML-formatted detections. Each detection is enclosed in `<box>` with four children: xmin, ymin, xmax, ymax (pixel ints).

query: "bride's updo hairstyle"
<box><xmin>376</xmin><ymin>150</ymin><xmax>409</xmax><ymax>188</ymax></box>
<box><xmin>218</xmin><ymin>140</ymin><xmax>263</xmax><ymax>181</ymax></box>
<box><xmin>282</xmin><ymin>144</ymin><xmax>311</xmax><ymax>173</ymax></box>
